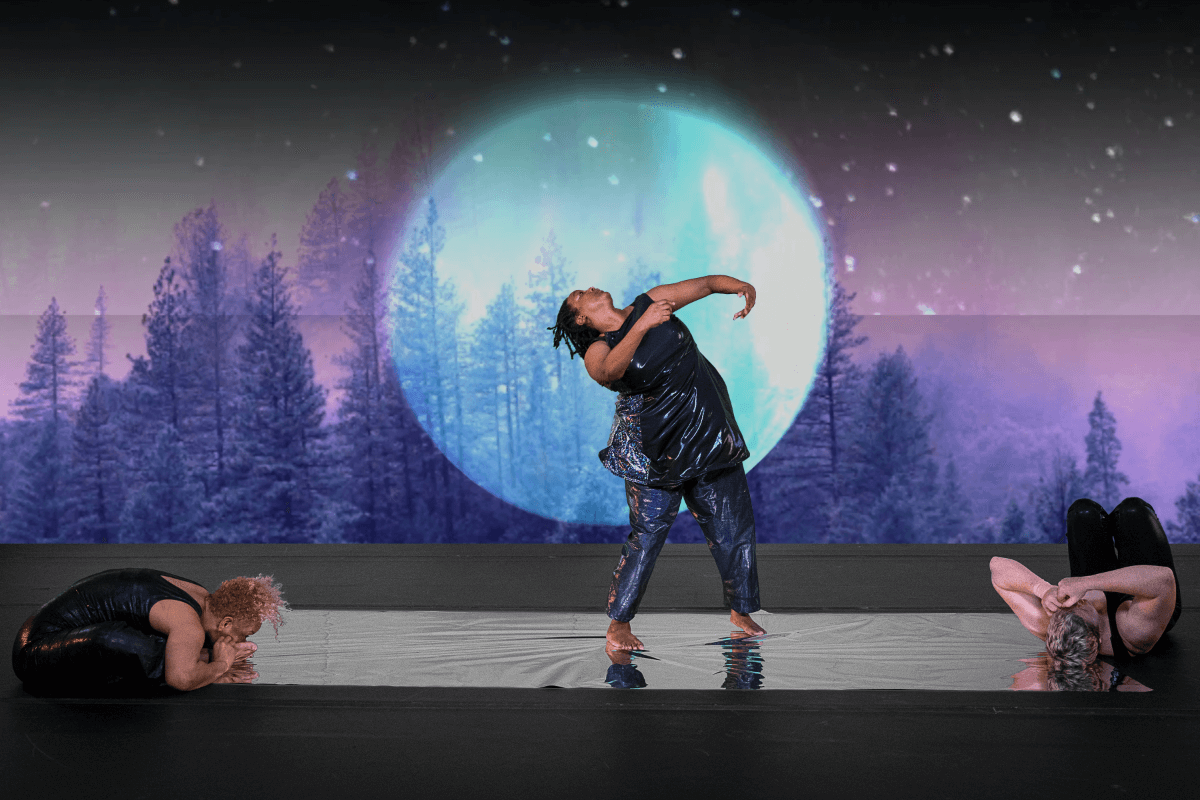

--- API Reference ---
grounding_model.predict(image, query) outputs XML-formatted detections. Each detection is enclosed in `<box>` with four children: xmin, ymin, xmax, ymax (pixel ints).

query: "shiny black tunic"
<box><xmin>12</xmin><ymin>569</ymin><xmax>207</xmax><ymax>690</ymax></box>
<box><xmin>26</xmin><ymin>569</ymin><xmax>205</xmax><ymax>635</ymax></box>
<box><xmin>598</xmin><ymin>293</ymin><xmax>749</xmax><ymax>487</ymax></box>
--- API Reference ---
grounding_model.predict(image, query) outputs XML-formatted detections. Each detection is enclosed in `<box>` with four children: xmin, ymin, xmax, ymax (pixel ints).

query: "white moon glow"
<box><xmin>389</xmin><ymin>98</ymin><xmax>829</xmax><ymax>525</ymax></box>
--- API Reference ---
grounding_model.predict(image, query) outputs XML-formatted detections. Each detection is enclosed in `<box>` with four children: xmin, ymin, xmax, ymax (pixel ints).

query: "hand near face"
<box><xmin>1054</xmin><ymin>576</ymin><xmax>1089</xmax><ymax>609</ymax></box>
<box><xmin>1039</xmin><ymin>585</ymin><xmax>1066</xmax><ymax>614</ymax></box>
<box><xmin>733</xmin><ymin>282</ymin><xmax>756</xmax><ymax>320</ymax></box>
<box><xmin>211</xmin><ymin>634</ymin><xmax>256</xmax><ymax>669</ymax></box>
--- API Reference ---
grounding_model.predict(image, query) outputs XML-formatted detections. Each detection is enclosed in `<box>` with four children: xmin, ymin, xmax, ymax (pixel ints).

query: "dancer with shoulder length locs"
<box><xmin>990</xmin><ymin>496</ymin><xmax>1181</xmax><ymax>689</ymax></box>
<box><xmin>550</xmin><ymin>275</ymin><xmax>766</xmax><ymax>651</ymax></box>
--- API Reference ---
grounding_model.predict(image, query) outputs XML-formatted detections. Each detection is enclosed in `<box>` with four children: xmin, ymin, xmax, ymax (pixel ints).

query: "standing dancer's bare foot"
<box><xmin>730</xmin><ymin>610</ymin><xmax>766</xmax><ymax>637</ymax></box>
<box><xmin>607</xmin><ymin>619</ymin><xmax>645</xmax><ymax>650</ymax></box>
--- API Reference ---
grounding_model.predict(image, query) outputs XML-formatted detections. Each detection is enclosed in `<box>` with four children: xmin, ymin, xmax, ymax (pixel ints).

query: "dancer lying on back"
<box><xmin>13</xmin><ymin>568</ymin><xmax>286</xmax><ymax>694</ymax></box>
<box><xmin>990</xmin><ymin>497</ymin><xmax>1180</xmax><ymax>687</ymax></box>
<box><xmin>550</xmin><ymin>275</ymin><xmax>766</xmax><ymax>651</ymax></box>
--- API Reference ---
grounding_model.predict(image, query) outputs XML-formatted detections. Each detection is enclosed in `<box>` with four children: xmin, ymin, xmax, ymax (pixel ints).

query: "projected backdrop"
<box><xmin>2</xmin><ymin>1</ymin><xmax>1199</xmax><ymax>544</ymax></box>
<box><xmin>387</xmin><ymin>99</ymin><xmax>827</xmax><ymax>524</ymax></box>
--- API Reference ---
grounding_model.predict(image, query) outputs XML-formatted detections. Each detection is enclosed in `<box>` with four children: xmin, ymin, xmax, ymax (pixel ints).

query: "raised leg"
<box><xmin>1109</xmin><ymin>497</ymin><xmax>1182</xmax><ymax>631</ymax></box>
<box><xmin>1066</xmin><ymin>497</ymin><xmax>1118</xmax><ymax>578</ymax></box>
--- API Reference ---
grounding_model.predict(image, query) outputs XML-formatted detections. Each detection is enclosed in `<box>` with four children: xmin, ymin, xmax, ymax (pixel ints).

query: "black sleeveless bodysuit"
<box><xmin>27</xmin><ymin>569</ymin><xmax>205</xmax><ymax>636</ymax></box>
<box><xmin>13</xmin><ymin>569</ymin><xmax>208</xmax><ymax>690</ymax></box>
<box><xmin>598</xmin><ymin>293</ymin><xmax>749</xmax><ymax>488</ymax></box>
<box><xmin>1105</xmin><ymin>591</ymin><xmax>1132</xmax><ymax>660</ymax></box>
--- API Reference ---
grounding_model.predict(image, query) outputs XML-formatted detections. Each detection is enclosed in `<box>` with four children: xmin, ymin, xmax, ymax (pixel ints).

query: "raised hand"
<box><xmin>1039</xmin><ymin>585</ymin><xmax>1066</xmax><ymax>614</ymax></box>
<box><xmin>733</xmin><ymin>282</ymin><xmax>756</xmax><ymax>320</ymax></box>
<box><xmin>636</xmin><ymin>299</ymin><xmax>674</xmax><ymax>331</ymax></box>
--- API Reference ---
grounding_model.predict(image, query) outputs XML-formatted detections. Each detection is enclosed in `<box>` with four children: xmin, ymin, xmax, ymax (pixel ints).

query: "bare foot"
<box><xmin>730</xmin><ymin>610</ymin><xmax>766</xmax><ymax>637</ymax></box>
<box><xmin>606</xmin><ymin>619</ymin><xmax>644</xmax><ymax>651</ymax></box>
<box><xmin>605</xmin><ymin>643</ymin><xmax>633</xmax><ymax>666</ymax></box>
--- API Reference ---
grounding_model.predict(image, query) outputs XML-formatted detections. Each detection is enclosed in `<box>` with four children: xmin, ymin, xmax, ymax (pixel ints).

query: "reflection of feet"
<box><xmin>605</xmin><ymin>642</ymin><xmax>633</xmax><ymax>666</ymax></box>
<box><xmin>730</xmin><ymin>611</ymin><xmax>766</xmax><ymax>637</ymax></box>
<box><xmin>606</xmin><ymin>619</ymin><xmax>644</xmax><ymax>651</ymax></box>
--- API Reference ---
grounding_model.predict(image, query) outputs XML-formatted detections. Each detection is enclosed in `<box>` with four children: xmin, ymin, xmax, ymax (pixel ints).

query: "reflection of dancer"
<box><xmin>550</xmin><ymin>275</ymin><xmax>766</xmax><ymax>650</ymax></box>
<box><xmin>1009</xmin><ymin>655</ymin><xmax>1149</xmax><ymax>692</ymax></box>
<box><xmin>13</xmin><ymin>569</ymin><xmax>287</xmax><ymax>693</ymax></box>
<box><xmin>990</xmin><ymin>497</ymin><xmax>1180</xmax><ymax>684</ymax></box>
<box><xmin>604</xmin><ymin>647</ymin><xmax>647</xmax><ymax>689</ymax></box>
<box><xmin>720</xmin><ymin>634</ymin><xmax>765</xmax><ymax>690</ymax></box>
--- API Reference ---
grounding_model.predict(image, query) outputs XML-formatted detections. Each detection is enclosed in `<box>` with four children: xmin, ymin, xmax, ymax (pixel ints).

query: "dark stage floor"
<box><xmin>3</xmin><ymin>544</ymin><xmax>1197</xmax><ymax>798</ymax></box>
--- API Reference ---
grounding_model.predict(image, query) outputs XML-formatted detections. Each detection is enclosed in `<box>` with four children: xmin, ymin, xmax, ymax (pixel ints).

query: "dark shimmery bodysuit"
<box><xmin>598</xmin><ymin>293</ymin><xmax>749</xmax><ymax>487</ymax></box>
<box><xmin>1106</xmin><ymin>592</ymin><xmax>1132</xmax><ymax>660</ymax></box>
<box><xmin>13</xmin><ymin>569</ymin><xmax>208</xmax><ymax>689</ymax></box>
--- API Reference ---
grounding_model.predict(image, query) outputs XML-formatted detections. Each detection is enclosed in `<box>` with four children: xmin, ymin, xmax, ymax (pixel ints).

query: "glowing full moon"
<box><xmin>389</xmin><ymin>97</ymin><xmax>828</xmax><ymax>525</ymax></box>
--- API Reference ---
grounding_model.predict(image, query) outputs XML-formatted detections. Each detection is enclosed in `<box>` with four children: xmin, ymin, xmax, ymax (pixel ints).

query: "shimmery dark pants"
<box><xmin>607</xmin><ymin>463</ymin><xmax>760</xmax><ymax>622</ymax></box>
<box><xmin>12</xmin><ymin>614</ymin><xmax>168</xmax><ymax>693</ymax></box>
<box><xmin>1066</xmin><ymin>496</ymin><xmax>1182</xmax><ymax>633</ymax></box>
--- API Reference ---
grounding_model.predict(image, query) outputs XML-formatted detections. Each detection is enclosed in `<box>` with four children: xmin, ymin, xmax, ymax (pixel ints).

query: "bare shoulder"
<box><xmin>149</xmin><ymin>598</ymin><xmax>205</xmax><ymax>637</ymax></box>
<box><xmin>1116</xmin><ymin>596</ymin><xmax>1172</xmax><ymax>655</ymax></box>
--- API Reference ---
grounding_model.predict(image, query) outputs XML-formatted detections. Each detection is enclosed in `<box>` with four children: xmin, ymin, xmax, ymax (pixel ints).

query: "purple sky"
<box><xmin>2</xmin><ymin>0</ymin><xmax>1198</xmax><ymax>521</ymax></box>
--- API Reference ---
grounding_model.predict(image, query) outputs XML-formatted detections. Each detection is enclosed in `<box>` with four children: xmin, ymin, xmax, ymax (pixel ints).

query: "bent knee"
<box><xmin>1113</xmin><ymin>496</ymin><xmax>1155</xmax><ymax>516</ymax></box>
<box><xmin>1068</xmin><ymin>497</ymin><xmax>1105</xmax><ymax>520</ymax></box>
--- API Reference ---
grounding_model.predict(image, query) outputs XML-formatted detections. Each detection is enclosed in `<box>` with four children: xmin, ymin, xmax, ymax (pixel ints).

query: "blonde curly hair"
<box><xmin>208</xmin><ymin>575</ymin><xmax>289</xmax><ymax>636</ymax></box>
<box><xmin>1046</xmin><ymin>608</ymin><xmax>1100</xmax><ymax>662</ymax></box>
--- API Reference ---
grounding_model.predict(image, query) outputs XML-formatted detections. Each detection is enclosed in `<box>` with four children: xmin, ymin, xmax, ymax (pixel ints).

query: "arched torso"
<box><xmin>597</xmin><ymin>293</ymin><xmax>749</xmax><ymax>486</ymax></box>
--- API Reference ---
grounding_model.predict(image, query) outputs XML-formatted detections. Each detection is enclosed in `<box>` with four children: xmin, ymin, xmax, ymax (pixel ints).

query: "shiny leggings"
<box><xmin>607</xmin><ymin>463</ymin><xmax>760</xmax><ymax>622</ymax></box>
<box><xmin>12</xmin><ymin>615</ymin><xmax>168</xmax><ymax>693</ymax></box>
<box><xmin>1066</xmin><ymin>496</ymin><xmax>1182</xmax><ymax>633</ymax></box>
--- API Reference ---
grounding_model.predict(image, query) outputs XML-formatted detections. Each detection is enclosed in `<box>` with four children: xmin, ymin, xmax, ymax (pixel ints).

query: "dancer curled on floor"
<box><xmin>12</xmin><ymin>569</ymin><xmax>287</xmax><ymax>694</ymax></box>
<box><xmin>990</xmin><ymin>497</ymin><xmax>1181</xmax><ymax>689</ymax></box>
<box><xmin>550</xmin><ymin>275</ymin><xmax>765</xmax><ymax>651</ymax></box>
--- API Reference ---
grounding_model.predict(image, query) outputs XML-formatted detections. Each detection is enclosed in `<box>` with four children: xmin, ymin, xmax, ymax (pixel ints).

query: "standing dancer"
<box><xmin>990</xmin><ymin>496</ymin><xmax>1180</xmax><ymax>687</ymax></box>
<box><xmin>550</xmin><ymin>275</ymin><xmax>765</xmax><ymax>650</ymax></box>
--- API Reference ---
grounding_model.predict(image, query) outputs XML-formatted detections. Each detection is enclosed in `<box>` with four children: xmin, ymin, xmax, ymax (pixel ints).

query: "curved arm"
<box><xmin>151</xmin><ymin>599</ymin><xmax>236</xmax><ymax>691</ymax></box>
<box><xmin>989</xmin><ymin>557</ymin><xmax>1055</xmax><ymax>640</ymax></box>
<box><xmin>1058</xmin><ymin>566</ymin><xmax>1176</xmax><ymax>653</ymax></box>
<box><xmin>648</xmin><ymin>275</ymin><xmax>755</xmax><ymax>318</ymax></box>
<box><xmin>1058</xmin><ymin>565</ymin><xmax>1175</xmax><ymax>603</ymax></box>
<box><xmin>583</xmin><ymin>325</ymin><xmax>650</xmax><ymax>387</ymax></box>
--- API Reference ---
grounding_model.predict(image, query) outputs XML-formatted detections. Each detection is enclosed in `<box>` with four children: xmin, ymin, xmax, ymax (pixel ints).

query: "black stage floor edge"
<box><xmin>4</xmin><ymin>544</ymin><xmax>1197</xmax><ymax>799</ymax></box>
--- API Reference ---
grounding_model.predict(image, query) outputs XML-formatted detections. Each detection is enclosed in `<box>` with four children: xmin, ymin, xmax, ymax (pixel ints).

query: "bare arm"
<box><xmin>582</xmin><ymin>300</ymin><xmax>673</xmax><ymax>386</ymax></box>
<box><xmin>989</xmin><ymin>557</ymin><xmax>1058</xmax><ymax>640</ymax></box>
<box><xmin>151</xmin><ymin>599</ymin><xmax>249</xmax><ymax>691</ymax></box>
<box><xmin>648</xmin><ymin>275</ymin><xmax>756</xmax><ymax>319</ymax></box>
<box><xmin>1056</xmin><ymin>566</ymin><xmax>1176</xmax><ymax>653</ymax></box>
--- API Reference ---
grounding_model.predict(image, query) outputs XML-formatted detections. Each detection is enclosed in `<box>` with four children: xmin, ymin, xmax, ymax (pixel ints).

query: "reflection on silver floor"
<box><xmin>249</xmin><ymin>611</ymin><xmax>1148</xmax><ymax>691</ymax></box>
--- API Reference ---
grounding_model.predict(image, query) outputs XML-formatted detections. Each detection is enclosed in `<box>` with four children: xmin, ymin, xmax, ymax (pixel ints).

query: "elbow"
<box><xmin>1158</xmin><ymin>567</ymin><xmax>1177</xmax><ymax>601</ymax></box>
<box><xmin>989</xmin><ymin>556</ymin><xmax>1017</xmax><ymax>588</ymax></box>
<box><xmin>165</xmin><ymin>667</ymin><xmax>200</xmax><ymax>692</ymax></box>
<box><xmin>165</xmin><ymin>673</ymin><xmax>190</xmax><ymax>692</ymax></box>
<box><xmin>598</xmin><ymin>365</ymin><xmax>626</xmax><ymax>384</ymax></box>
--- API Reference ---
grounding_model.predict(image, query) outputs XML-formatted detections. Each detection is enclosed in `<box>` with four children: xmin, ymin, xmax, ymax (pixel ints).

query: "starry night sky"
<box><xmin>2</xmin><ymin>0</ymin><xmax>1199</xmax><ymax>517</ymax></box>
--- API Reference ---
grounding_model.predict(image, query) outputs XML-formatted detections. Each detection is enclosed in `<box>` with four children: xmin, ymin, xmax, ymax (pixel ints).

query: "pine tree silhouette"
<box><xmin>1082</xmin><ymin>391</ymin><xmax>1130</xmax><ymax>510</ymax></box>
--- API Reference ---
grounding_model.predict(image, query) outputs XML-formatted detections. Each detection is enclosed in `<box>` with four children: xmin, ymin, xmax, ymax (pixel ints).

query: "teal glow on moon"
<box><xmin>389</xmin><ymin>98</ymin><xmax>828</xmax><ymax>525</ymax></box>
